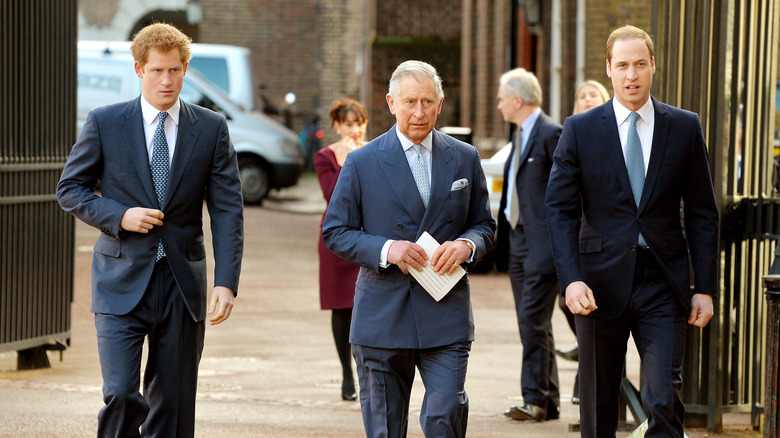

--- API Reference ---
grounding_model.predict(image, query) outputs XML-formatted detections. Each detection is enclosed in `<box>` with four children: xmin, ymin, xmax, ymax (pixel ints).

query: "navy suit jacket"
<box><xmin>495</xmin><ymin>112</ymin><xmax>562</xmax><ymax>274</ymax></box>
<box><xmin>545</xmin><ymin>97</ymin><xmax>719</xmax><ymax>319</ymax></box>
<box><xmin>322</xmin><ymin>127</ymin><xmax>496</xmax><ymax>349</ymax></box>
<box><xmin>57</xmin><ymin>97</ymin><xmax>244</xmax><ymax>321</ymax></box>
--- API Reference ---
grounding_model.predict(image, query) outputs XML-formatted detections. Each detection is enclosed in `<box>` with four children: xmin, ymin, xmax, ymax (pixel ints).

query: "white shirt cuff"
<box><xmin>379</xmin><ymin>239</ymin><xmax>395</xmax><ymax>268</ymax></box>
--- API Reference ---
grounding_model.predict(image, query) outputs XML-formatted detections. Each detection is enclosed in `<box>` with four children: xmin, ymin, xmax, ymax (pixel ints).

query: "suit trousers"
<box><xmin>508</xmin><ymin>225</ymin><xmax>560</xmax><ymax>412</ymax></box>
<box><xmin>95</xmin><ymin>259</ymin><xmax>205</xmax><ymax>438</ymax></box>
<box><xmin>352</xmin><ymin>342</ymin><xmax>471</xmax><ymax>438</ymax></box>
<box><xmin>575</xmin><ymin>248</ymin><xmax>688</xmax><ymax>438</ymax></box>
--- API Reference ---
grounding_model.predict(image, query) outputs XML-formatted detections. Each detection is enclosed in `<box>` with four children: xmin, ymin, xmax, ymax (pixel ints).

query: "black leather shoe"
<box><xmin>555</xmin><ymin>346</ymin><xmax>579</xmax><ymax>362</ymax></box>
<box><xmin>546</xmin><ymin>405</ymin><xmax>560</xmax><ymax>420</ymax></box>
<box><xmin>341</xmin><ymin>391</ymin><xmax>357</xmax><ymax>401</ymax></box>
<box><xmin>341</xmin><ymin>380</ymin><xmax>357</xmax><ymax>401</ymax></box>
<box><xmin>506</xmin><ymin>403</ymin><xmax>546</xmax><ymax>422</ymax></box>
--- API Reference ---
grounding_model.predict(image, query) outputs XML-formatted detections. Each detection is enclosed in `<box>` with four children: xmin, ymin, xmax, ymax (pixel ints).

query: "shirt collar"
<box><xmin>395</xmin><ymin>125</ymin><xmax>433</xmax><ymax>153</ymax></box>
<box><xmin>140</xmin><ymin>95</ymin><xmax>181</xmax><ymax>127</ymax></box>
<box><xmin>612</xmin><ymin>96</ymin><xmax>654</xmax><ymax>127</ymax></box>
<box><xmin>520</xmin><ymin>107</ymin><xmax>542</xmax><ymax>133</ymax></box>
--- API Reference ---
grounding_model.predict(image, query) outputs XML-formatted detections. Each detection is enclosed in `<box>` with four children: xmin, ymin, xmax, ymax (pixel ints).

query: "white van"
<box><xmin>77</xmin><ymin>50</ymin><xmax>303</xmax><ymax>204</ymax></box>
<box><xmin>78</xmin><ymin>41</ymin><xmax>256</xmax><ymax>111</ymax></box>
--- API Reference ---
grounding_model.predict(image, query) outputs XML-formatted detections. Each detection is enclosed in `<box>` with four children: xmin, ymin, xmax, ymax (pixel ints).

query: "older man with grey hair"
<box><xmin>495</xmin><ymin>67</ymin><xmax>563</xmax><ymax>422</ymax></box>
<box><xmin>322</xmin><ymin>60</ymin><xmax>495</xmax><ymax>437</ymax></box>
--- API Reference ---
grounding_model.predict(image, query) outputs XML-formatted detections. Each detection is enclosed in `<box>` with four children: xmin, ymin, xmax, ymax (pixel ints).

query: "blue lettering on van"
<box><xmin>78</xmin><ymin>73</ymin><xmax>122</xmax><ymax>92</ymax></box>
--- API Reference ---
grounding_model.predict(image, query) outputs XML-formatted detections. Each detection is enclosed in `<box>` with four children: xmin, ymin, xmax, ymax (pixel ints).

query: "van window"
<box><xmin>189</xmin><ymin>57</ymin><xmax>230</xmax><ymax>94</ymax></box>
<box><xmin>180</xmin><ymin>81</ymin><xmax>231</xmax><ymax>120</ymax></box>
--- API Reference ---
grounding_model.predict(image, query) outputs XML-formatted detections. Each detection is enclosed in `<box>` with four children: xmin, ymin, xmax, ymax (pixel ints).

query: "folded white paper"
<box><xmin>405</xmin><ymin>232</ymin><xmax>466</xmax><ymax>301</ymax></box>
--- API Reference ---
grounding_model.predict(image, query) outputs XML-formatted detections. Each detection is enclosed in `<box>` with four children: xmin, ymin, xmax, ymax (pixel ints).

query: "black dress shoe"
<box><xmin>555</xmin><ymin>346</ymin><xmax>579</xmax><ymax>362</ymax></box>
<box><xmin>341</xmin><ymin>391</ymin><xmax>357</xmax><ymax>401</ymax></box>
<box><xmin>341</xmin><ymin>380</ymin><xmax>357</xmax><ymax>401</ymax></box>
<box><xmin>506</xmin><ymin>403</ymin><xmax>546</xmax><ymax>422</ymax></box>
<box><xmin>546</xmin><ymin>405</ymin><xmax>560</xmax><ymax>420</ymax></box>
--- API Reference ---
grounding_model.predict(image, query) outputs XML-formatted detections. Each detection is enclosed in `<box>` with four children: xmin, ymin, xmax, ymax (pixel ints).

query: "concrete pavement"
<box><xmin>0</xmin><ymin>174</ymin><xmax>756</xmax><ymax>437</ymax></box>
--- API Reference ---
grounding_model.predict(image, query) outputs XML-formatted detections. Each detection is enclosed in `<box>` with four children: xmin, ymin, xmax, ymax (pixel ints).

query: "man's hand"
<box><xmin>565</xmin><ymin>281</ymin><xmax>598</xmax><ymax>315</ymax></box>
<box><xmin>688</xmin><ymin>293</ymin><xmax>714</xmax><ymax>327</ymax></box>
<box><xmin>387</xmin><ymin>240</ymin><xmax>428</xmax><ymax>275</ymax></box>
<box><xmin>208</xmin><ymin>286</ymin><xmax>235</xmax><ymax>325</ymax></box>
<box><xmin>120</xmin><ymin>207</ymin><xmax>164</xmax><ymax>233</ymax></box>
<box><xmin>431</xmin><ymin>240</ymin><xmax>471</xmax><ymax>275</ymax></box>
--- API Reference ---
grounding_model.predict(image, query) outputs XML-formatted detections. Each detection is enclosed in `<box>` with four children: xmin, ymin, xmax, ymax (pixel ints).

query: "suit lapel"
<box><xmin>419</xmin><ymin>130</ymin><xmax>456</xmax><ymax>235</ymax></box>
<box><xmin>164</xmin><ymin>101</ymin><xmax>200</xmax><ymax>208</ymax></box>
<box><xmin>375</xmin><ymin>128</ymin><xmax>426</xmax><ymax>224</ymax></box>
<box><xmin>639</xmin><ymin>97</ymin><xmax>669</xmax><ymax>213</ymax></box>
<box><xmin>517</xmin><ymin>116</ymin><xmax>541</xmax><ymax>171</ymax></box>
<box><xmin>600</xmin><ymin>100</ymin><xmax>636</xmax><ymax>207</ymax></box>
<box><xmin>124</xmin><ymin>98</ymin><xmax>159</xmax><ymax>208</ymax></box>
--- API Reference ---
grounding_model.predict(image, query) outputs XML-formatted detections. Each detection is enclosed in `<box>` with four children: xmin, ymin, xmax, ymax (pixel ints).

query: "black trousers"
<box><xmin>508</xmin><ymin>225</ymin><xmax>560</xmax><ymax>412</ymax></box>
<box><xmin>576</xmin><ymin>248</ymin><xmax>688</xmax><ymax>438</ymax></box>
<box><xmin>95</xmin><ymin>260</ymin><xmax>205</xmax><ymax>438</ymax></box>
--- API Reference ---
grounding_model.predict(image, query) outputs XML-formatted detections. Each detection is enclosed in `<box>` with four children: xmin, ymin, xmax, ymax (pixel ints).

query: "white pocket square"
<box><xmin>451</xmin><ymin>178</ymin><xmax>469</xmax><ymax>191</ymax></box>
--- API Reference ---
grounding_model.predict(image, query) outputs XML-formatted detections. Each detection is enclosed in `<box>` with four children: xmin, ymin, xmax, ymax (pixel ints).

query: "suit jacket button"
<box><xmin>447</xmin><ymin>218</ymin><xmax>453</xmax><ymax>223</ymax></box>
<box><xmin>397</xmin><ymin>223</ymin><xmax>403</xmax><ymax>229</ymax></box>
<box><xmin>631</xmin><ymin>245</ymin><xmax>637</xmax><ymax>252</ymax></box>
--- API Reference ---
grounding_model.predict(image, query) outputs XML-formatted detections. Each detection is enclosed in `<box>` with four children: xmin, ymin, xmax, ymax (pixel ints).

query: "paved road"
<box><xmin>0</xmin><ymin>175</ymin><xmax>755</xmax><ymax>437</ymax></box>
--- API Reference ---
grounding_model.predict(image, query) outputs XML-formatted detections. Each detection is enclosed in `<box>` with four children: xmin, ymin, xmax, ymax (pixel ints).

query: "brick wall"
<box><xmin>318</xmin><ymin>0</ymin><xmax>369</xmax><ymax>144</ymax></box>
<box><xmin>367</xmin><ymin>0</ymin><xmax>462</xmax><ymax>140</ymax></box>
<box><xmin>200</xmin><ymin>0</ymin><xmax>321</xmax><ymax>134</ymax></box>
<box><xmin>582</xmin><ymin>0</ymin><xmax>652</xmax><ymax>96</ymax></box>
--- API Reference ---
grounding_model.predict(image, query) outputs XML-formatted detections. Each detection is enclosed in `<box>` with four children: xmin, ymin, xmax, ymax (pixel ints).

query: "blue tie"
<box><xmin>626</xmin><ymin>112</ymin><xmax>647</xmax><ymax>246</ymax></box>
<box><xmin>151</xmin><ymin>111</ymin><xmax>169</xmax><ymax>260</ymax></box>
<box><xmin>411</xmin><ymin>144</ymin><xmax>430</xmax><ymax>208</ymax></box>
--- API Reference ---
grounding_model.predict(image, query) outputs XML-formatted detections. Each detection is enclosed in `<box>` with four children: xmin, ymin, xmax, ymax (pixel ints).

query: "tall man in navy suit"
<box><xmin>57</xmin><ymin>23</ymin><xmax>243</xmax><ymax>437</ymax></box>
<box><xmin>322</xmin><ymin>60</ymin><xmax>495</xmax><ymax>438</ymax></box>
<box><xmin>495</xmin><ymin>68</ymin><xmax>562</xmax><ymax>422</ymax></box>
<box><xmin>545</xmin><ymin>25</ymin><xmax>719</xmax><ymax>437</ymax></box>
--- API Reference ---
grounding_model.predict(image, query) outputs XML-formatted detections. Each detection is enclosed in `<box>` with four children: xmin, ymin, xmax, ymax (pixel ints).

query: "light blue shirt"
<box><xmin>378</xmin><ymin>127</ymin><xmax>475</xmax><ymax>267</ymax></box>
<box><xmin>503</xmin><ymin>107</ymin><xmax>542</xmax><ymax>222</ymax></box>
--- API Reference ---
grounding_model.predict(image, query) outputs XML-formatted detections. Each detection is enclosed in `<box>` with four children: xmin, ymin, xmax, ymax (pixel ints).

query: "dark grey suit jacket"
<box><xmin>57</xmin><ymin>97</ymin><xmax>244</xmax><ymax>321</ymax></box>
<box><xmin>495</xmin><ymin>112</ymin><xmax>562</xmax><ymax>274</ymax></box>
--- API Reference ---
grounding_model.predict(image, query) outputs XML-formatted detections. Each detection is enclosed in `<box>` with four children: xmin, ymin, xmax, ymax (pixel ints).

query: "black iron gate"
<box><xmin>0</xmin><ymin>0</ymin><xmax>78</xmax><ymax>365</ymax></box>
<box><xmin>652</xmin><ymin>0</ymin><xmax>780</xmax><ymax>432</ymax></box>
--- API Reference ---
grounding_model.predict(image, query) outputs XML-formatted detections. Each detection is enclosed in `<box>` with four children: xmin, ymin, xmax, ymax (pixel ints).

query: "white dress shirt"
<box><xmin>140</xmin><ymin>96</ymin><xmax>181</xmax><ymax>166</ymax></box>
<box><xmin>612</xmin><ymin>97</ymin><xmax>654</xmax><ymax>175</ymax></box>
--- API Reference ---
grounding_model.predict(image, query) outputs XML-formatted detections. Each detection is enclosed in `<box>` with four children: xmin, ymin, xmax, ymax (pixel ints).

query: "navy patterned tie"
<box><xmin>411</xmin><ymin>144</ymin><xmax>430</xmax><ymax>208</ymax></box>
<box><xmin>626</xmin><ymin>112</ymin><xmax>647</xmax><ymax>246</ymax></box>
<box><xmin>151</xmin><ymin>111</ymin><xmax>169</xmax><ymax>260</ymax></box>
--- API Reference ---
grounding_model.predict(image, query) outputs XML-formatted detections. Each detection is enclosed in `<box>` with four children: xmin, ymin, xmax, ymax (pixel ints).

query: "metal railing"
<box><xmin>0</xmin><ymin>0</ymin><xmax>78</xmax><ymax>364</ymax></box>
<box><xmin>652</xmin><ymin>0</ymin><xmax>780</xmax><ymax>431</ymax></box>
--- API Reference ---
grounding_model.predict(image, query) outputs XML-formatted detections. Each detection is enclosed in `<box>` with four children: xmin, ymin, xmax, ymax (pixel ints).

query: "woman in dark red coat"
<box><xmin>314</xmin><ymin>98</ymin><xmax>368</xmax><ymax>401</ymax></box>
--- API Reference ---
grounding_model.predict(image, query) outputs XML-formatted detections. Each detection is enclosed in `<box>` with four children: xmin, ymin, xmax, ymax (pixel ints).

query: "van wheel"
<box><xmin>238</xmin><ymin>156</ymin><xmax>270</xmax><ymax>204</ymax></box>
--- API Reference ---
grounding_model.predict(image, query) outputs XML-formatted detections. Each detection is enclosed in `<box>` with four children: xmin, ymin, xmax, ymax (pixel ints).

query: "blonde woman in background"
<box><xmin>572</xmin><ymin>79</ymin><xmax>610</xmax><ymax>114</ymax></box>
